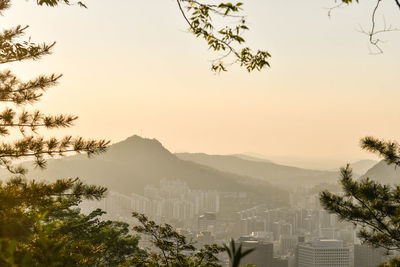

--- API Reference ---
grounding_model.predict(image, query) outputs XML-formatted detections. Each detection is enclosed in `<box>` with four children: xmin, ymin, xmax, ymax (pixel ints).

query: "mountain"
<box><xmin>175</xmin><ymin>153</ymin><xmax>339</xmax><ymax>187</ymax></box>
<box><xmin>361</xmin><ymin>160</ymin><xmax>400</xmax><ymax>184</ymax></box>
<box><xmin>349</xmin><ymin>159</ymin><xmax>378</xmax><ymax>176</ymax></box>
<box><xmin>20</xmin><ymin>135</ymin><xmax>287</xmax><ymax>205</ymax></box>
<box><xmin>241</xmin><ymin>154</ymin><xmax>347</xmax><ymax>170</ymax></box>
<box><xmin>231</xmin><ymin>154</ymin><xmax>273</xmax><ymax>163</ymax></box>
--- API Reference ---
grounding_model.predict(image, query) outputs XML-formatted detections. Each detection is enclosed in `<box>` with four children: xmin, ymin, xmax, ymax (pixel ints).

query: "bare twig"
<box><xmin>325</xmin><ymin>2</ymin><xmax>346</xmax><ymax>19</ymax></box>
<box><xmin>355</xmin><ymin>0</ymin><xmax>400</xmax><ymax>54</ymax></box>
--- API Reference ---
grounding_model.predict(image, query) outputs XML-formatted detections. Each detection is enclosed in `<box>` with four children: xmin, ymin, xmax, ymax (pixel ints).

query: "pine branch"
<box><xmin>0</xmin><ymin>0</ymin><xmax>10</xmax><ymax>13</ymax></box>
<box><xmin>0</xmin><ymin>177</ymin><xmax>107</xmax><ymax>209</ymax></box>
<box><xmin>0</xmin><ymin>26</ymin><xmax>55</xmax><ymax>64</ymax></box>
<box><xmin>0</xmin><ymin>136</ymin><xmax>110</xmax><ymax>174</ymax></box>
<box><xmin>361</xmin><ymin>137</ymin><xmax>400</xmax><ymax>166</ymax></box>
<box><xmin>320</xmin><ymin>165</ymin><xmax>400</xmax><ymax>250</ymax></box>
<box><xmin>0</xmin><ymin>108</ymin><xmax>78</xmax><ymax>135</ymax></box>
<box><xmin>0</xmin><ymin>71</ymin><xmax>62</xmax><ymax>104</ymax></box>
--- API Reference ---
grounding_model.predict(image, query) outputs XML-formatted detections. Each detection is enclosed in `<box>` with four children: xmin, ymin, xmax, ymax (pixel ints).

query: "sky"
<box><xmin>2</xmin><ymin>0</ymin><xmax>400</xmax><ymax>168</ymax></box>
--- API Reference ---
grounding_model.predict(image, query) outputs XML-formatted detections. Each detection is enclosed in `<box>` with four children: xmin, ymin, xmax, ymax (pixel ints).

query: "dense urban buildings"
<box><xmin>198</xmin><ymin>212</ymin><xmax>217</xmax><ymax>233</ymax></box>
<box><xmin>80</xmin><ymin>180</ymin><xmax>396</xmax><ymax>267</ymax></box>
<box><xmin>297</xmin><ymin>239</ymin><xmax>350</xmax><ymax>267</ymax></box>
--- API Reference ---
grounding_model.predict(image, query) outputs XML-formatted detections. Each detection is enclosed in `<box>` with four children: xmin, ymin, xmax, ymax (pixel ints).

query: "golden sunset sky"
<box><xmin>2</xmin><ymin>0</ymin><xmax>400</xmax><ymax>168</ymax></box>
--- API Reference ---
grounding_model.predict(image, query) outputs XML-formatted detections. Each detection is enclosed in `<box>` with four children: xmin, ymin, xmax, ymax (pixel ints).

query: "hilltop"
<box><xmin>21</xmin><ymin>135</ymin><xmax>288</xmax><ymax>205</ymax></box>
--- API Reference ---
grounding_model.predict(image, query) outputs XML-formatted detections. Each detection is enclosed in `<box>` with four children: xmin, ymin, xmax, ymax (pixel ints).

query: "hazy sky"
<box><xmin>2</xmin><ymin>0</ymin><xmax>400</xmax><ymax>166</ymax></box>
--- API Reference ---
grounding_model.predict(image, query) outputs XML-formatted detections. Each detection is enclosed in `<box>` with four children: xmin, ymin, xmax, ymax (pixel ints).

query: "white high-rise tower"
<box><xmin>297</xmin><ymin>239</ymin><xmax>350</xmax><ymax>267</ymax></box>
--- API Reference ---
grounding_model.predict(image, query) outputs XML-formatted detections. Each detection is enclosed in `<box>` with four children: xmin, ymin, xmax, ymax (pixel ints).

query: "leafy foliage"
<box><xmin>177</xmin><ymin>0</ymin><xmax>270</xmax><ymax>72</ymax></box>
<box><xmin>320</xmin><ymin>137</ymin><xmax>400</xmax><ymax>265</ymax></box>
<box><xmin>130</xmin><ymin>212</ymin><xmax>226</xmax><ymax>267</ymax></box>
<box><xmin>129</xmin><ymin>213</ymin><xmax>255</xmax><ymax>267</ymax></box>
<box><xmin>341</xmin><ymin>0</ymin><xmax>358</xmax><ymax>3</ymax></box>
<box><xmin>35</xmin><ymin>0</ymin><xmax>87</xmax><ymax>8</ymax></box>
<box><xmin>381</xmin><ymin>258</ymin><xmax>400</xmax><ymax>267</ymax></box>
<box><xmin>0</xmin><ymin>178</ymin><xmax>142</xmax><ymax>266</ymax></box>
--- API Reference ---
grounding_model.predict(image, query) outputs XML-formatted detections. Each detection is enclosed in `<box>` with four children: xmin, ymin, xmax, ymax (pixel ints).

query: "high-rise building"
<box><xmin>131</xmin><ymin>193</ymin><xmax>150</xmax><ymax>214</ymax></box>
<box><xmin>105</xmin><ymin>191</ymin><xmax>132</xmax><ymax>217</ymax></box>
<box><xmin>204</xmin><ymin>190</ymin><xmax>220</xmax><ymax>213</ymax></box>
<box><xmin>272</xmin><ymin>221</ymin><xmax>281</xmax><ymax>241</ymax></box>
<box><xmin>280</xmin><ymin>235</ymin><xmax>298</xmax><ymax>255</ymax></box>
<box><xmin>273</xmin><ymin>256</ymin><xmax>289</xmax><ymax>267</ymax></box>
<box><xmin>319</xmin><ymin>210</ymin><xmax>332</xmax><ymax>228</ymax></box>
<box><xmin>281</xmin><ymin>223</ymin><xmax>293</xmax><ymax>236</ymax></box>
<box><xmin>354</xmin><ymin>244</ymin><xmax>386</xmax><ymax>267</ymax></box>
<box><xmin>297</xmin><ymin>239</ymin><xmax>350</xmax><ymax>267</ymax></box>
<box><xmin>198</xmin><ymin>212</ymin><xmax>217</xmax><ymax>233</ymax></box>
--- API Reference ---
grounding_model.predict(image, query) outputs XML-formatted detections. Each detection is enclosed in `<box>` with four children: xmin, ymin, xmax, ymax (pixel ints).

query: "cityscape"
<box><xmin>81</xmin><ymin>177</ymin><xmax>394</xmax><ymax>267</ymax></box>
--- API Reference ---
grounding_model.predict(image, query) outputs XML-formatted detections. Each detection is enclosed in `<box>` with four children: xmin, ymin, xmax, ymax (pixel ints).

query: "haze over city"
<box><xmin>1</xmin><ymin>0</ymin><xmax>400</xmax><ymax>266</ymax></box>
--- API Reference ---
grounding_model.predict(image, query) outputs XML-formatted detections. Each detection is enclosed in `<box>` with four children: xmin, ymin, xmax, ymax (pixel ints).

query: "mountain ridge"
<box><xmin>20</xmin><ymin>135</ymin><xmax>288</xmax><ymax>205</ymax></box>
<box><xmin>175</xmin><ymin>152</ymin><xmax>339</xmax><ymax>187</ymax></box>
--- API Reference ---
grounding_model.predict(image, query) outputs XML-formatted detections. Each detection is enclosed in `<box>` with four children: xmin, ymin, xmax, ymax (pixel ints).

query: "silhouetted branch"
<box><xmin>330</xmin><ymin>0</ymin><xmax>400</xmax><ymax>54</ymax></box>
<box><xmin>358</xmin><ymin>0</ymin><xmax>400</xmax><ymax>54</ymax></box>
<box><xmin>325</xmin><ymin>2</ymin><xmax>346</xmax><ymax>19</ymax></box>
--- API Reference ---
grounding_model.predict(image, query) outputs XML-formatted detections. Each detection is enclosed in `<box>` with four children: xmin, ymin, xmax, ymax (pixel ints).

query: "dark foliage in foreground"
<box><xmin>321</xmin><ymin>137</ymin><xmax>400</xmax><ymax>266</ymax></box>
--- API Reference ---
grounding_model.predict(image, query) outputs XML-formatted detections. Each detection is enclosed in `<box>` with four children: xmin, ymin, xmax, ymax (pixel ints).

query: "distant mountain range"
<box><xmin>231</xmin><ymin>154</ymin><xmax>273</xmax><ymax>163</ymax></box>
<box><xmin>19</xmin><ymin>135</ymin><xmax>287</xmax><ymax>205</ymax></box>
<box><xmin>3</xmin><ymin>135</ymin><xmax>378</xmax><ymax>203</ymax></box>
<box><xmin>175</xmin><ymin>153</ymin><xmax>339</xmax><ymax>187</ymax></box>
<box><xmin>239</xmin><ymin>154</ymin><xmax>347</xmax><ymax>171</ymax></box>
<box><xmin>239</xmin><ymin>153</ymin><xmax>378</xmax><ymax>174</ymax></box>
